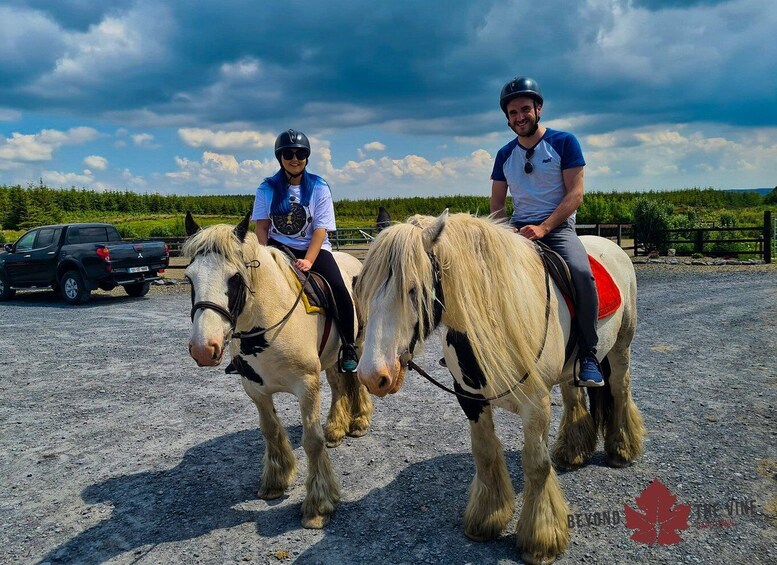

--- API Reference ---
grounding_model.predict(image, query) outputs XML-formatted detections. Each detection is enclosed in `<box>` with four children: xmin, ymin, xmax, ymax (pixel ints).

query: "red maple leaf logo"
<box><xmin>624</xmin><ymin>480</ymin><xmax>691</xmax><ymax>545</ymax></box>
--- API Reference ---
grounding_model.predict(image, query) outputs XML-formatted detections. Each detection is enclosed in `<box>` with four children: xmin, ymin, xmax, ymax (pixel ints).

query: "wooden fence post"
<box><xmin>694</xmin><ymin>229</ymin><xmax>705</xmax><ymax>255</ymax></box>
<box><xmin>765</xmin><ymin>210</ymin><xmax>773</xmax><ymax>264</ymax></box>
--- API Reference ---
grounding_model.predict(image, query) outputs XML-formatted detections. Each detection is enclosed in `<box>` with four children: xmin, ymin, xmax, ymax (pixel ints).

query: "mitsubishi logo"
<box><xmin>137</xmin><ymin>252</ymin><xmax>143</xmax><ymax>259</ymax></box>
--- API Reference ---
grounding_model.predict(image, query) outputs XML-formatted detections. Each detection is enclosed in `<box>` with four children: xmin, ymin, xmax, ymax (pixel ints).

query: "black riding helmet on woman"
<box><xmin>252</xmin><ymin>129</ymin><xmax>359</xmax><ymax>372</ymax></box>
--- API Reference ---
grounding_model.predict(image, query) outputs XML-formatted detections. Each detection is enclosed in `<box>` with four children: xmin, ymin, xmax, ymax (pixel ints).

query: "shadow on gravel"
<box><xmin>38</xmin><ymin>428</ymin><xmax>300</xmax><ymax>565</ymax></box>
<box><xmin>40</xmin><ymin>428</ymin><xmax>531</xmax><ymax>564</ymax></box>
<box><xmin>293</xmin><ymin>451</ymin><xmax>526</xmax><ymax>564</ymax></box>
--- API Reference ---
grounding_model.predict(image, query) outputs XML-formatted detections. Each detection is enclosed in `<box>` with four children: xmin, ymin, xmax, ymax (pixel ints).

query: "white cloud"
<box><xmin>27</xmin><ymin>4</ymin><xmax>173</xmax><ymax>97</ymax></box>
<box><xmin>132</xmin><ymin>133</ymin><xmax>155</xmax><ymax>147</ymax></box>
<box><xmin>0</xmin><ymin>127</ymin><xmax>99</xmax><ymax>163</ymax></box>
<box><xmin>41</xmin><ymin>170</ymin><xmax>94</xmax><ymax>186</ymax></box>
<box><xmin>363</xmin><ymin>141</ymin><xmax>386</xmax><ymax>152</ymax></box>
<box><xmin>166</xmin><ymin>151</ymin><xmax>277</xmax><ymax>190</ymax></box>
<box><xmin>83</xmin><ymin>155</ymin><xmax>108</xmax><ymax>170</ymax></box>
<box><xmin>178</xmin><ymin>128</ymin><xmax>276</xmax><ymax>151</ymax></box>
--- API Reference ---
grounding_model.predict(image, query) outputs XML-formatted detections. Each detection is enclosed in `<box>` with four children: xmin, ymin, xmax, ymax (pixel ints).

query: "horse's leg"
<box><xmin>323</xmin><ymin>367</ymin><xmax>373</xmax><ymax>447</ymax></box>
<box><xmin>299</xmin><ymin>374</ymin><xmax>341</xmax><ymax>528</ymax></box>
<box><xmin>516</xmin><ymin>392</ymin><xmax>570</xmax><ymax>565</ymax></box>
<box><xmin>252</xmin><ymin>392</ymin><xmax>296</xmax><ymax>500</ymax></box>
<box><xmin>551</xmin><ymin>380</ymin><xmax>597</xmax><ymax>470</ymax></box>
<box><xmin>462</xmin><ymin>404</ymin><xmax>515</xmax><ymax>541</ymax></box>
<box><xmin>347</xmin><ymin>371</ymin><xmax>372</xmax><ymax>438</ymax></box>
<box><xmin>599</xmin><ymin>344</ymin><xmax>646</xmax><ymax>468</ymax></box>
<box><xmin>323</xmin><ymin>368</ymin><xmax>351</xmax><ymax>447</ymax></box>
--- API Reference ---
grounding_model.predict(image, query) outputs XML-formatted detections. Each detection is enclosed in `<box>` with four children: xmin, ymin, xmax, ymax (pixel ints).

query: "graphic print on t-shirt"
<box><xmin>270</xmin><ymin>196</ymin><xmax>313</xmax><ymax>237</ymax></box>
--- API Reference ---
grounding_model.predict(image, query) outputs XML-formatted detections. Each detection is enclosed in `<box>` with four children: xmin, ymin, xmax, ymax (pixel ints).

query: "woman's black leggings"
<box><xmin>268</xmin><ymin>240</ymin><xmax>355</xmax><ymax>344</ymax></box>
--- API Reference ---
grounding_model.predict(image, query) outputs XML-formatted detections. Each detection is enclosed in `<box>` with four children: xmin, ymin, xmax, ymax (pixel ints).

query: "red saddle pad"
<box><xmin>589</xmin><ymin>255</ymin><xmax>622</xmax><ymax>319</ymax></box>
<box><xmin>564</xmin><ymin>256</ymin><xmax>622</xmax><ymax>319</ymax></box>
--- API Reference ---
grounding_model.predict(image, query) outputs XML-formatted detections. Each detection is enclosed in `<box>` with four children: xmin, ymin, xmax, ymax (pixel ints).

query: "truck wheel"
<box><xmin>0</xmin><ymin>272</ymin><xmax>16</xmax><ymax>301</ymax></box>
<box><xmin>124</xmin><ymin>282</ymin><xmax>151</xmax><ymax>297</ymax></box>
<box><xmin>60</xmin><ymin>270</ymin><xmax>91</xmax><ymax>305</ymax></box>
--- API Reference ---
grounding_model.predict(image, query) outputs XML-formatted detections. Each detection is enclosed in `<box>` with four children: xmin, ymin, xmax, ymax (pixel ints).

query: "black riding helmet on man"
<box><xmin>252</xmin><ymin>129</ymin><xmax>359</xmax><ymax>373</ymax></box>
<box><xmin>490</xmin><ymin>76</ymin><xmax>605</xmax><ymax>386</ymax></box>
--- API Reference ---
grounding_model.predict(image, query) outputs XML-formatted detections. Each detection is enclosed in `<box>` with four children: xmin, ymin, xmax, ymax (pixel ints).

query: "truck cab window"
<box><xmin>35</xmin><ymin>228</ymin><xmax>60</xmax><ymax>249</ymax></box>
<box><xmin>15</xmin><ymin>231</ymin><xmax>37</xmax><ymax>252</ymax></box>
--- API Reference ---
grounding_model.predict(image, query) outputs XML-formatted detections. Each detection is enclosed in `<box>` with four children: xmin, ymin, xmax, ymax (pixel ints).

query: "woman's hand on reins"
<box><xmin>295</xmin><ymin>258</ymin><xmax>312</xmax><ymax>272</ymax></box>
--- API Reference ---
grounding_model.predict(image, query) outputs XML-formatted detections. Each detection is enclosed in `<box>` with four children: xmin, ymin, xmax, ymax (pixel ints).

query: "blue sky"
<box><xmin>1</xmin><ymin>0</ymin><xmax>775</xmax><ymax>199</ymax></box>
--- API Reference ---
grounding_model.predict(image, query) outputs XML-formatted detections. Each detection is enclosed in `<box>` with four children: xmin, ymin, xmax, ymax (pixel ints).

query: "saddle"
<box><xmin>535</xmin><ymin>241</ymin><xmax>622</xmax><ymax>320</ymax></box>
<box><xmin>536</xmin><ymin>241</ymin><xmax>623</xmax><ymax>368</ymax></box>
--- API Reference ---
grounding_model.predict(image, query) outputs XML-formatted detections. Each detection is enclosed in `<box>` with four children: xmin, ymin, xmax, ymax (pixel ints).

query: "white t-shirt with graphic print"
<box><xmin>251</xmin><ymin>179</ymin><xmax>336</xmax><ymax>251</ymax></box>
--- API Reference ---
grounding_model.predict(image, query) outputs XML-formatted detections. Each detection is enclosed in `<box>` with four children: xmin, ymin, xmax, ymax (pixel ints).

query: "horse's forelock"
<box><xmin>357</xmin><ymin>222</ymin><xmax>436</xmax><ymax>338</ymax></box>
<box><xmin>182</xmin><ymin>224</ymin><xmax>257</xmax><ymax>280</ymax></box>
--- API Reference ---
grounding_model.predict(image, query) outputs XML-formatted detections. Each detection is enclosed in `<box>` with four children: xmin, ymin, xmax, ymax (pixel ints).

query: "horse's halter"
<box><xmin>401</xmin><ymin>244</ymin><xmax>552</xmax><ymax>402</ymax></box>
<box><xmin>190</xmin><ymin>259</ymin><xmax>259</xmax><ymax>349</ymax></box>
<box><xmin>190</xmin><ymin>256</ymin><xmax>312</xmax><ymax>352</ymax></box>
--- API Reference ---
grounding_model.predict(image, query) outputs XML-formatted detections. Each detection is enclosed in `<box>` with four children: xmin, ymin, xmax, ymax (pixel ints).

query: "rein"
<box><xmin>401</xmin><ymin>244</ymin><xmax>552</xmax><ymax>402</ymax></box>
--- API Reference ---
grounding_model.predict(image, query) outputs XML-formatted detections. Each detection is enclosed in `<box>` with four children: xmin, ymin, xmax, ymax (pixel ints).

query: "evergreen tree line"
<box><xmin>0</xmin><ymin>184</ymin><xmax>254</xmax><ymax>230</ymax></box>
<box><xmin>1</xmin><ymin>183</ymin><xmax>775</xmax><ymax>232</ymax></box>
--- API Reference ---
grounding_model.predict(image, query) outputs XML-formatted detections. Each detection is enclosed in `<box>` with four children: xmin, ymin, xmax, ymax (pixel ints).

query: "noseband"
<box><xmin>401</xmin><ymin>245</ymin><xmax>551</xmax><ymax>402</ymax></box>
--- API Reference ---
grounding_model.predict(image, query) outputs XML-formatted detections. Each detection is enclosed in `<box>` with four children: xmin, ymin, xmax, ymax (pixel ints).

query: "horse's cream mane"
<box><xmin>357</xmin><ymin>213</ymin><xmax>548</xmax><ymax>392</ymax></box>
<box><xmin>181</xmin><ymin>224</ymin><xmax>295</xmax><ymax>292</ymax></box>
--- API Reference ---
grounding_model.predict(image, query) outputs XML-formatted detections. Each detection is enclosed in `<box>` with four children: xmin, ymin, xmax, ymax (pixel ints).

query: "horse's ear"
<box><xmin>185</xmin><ymin>211</ymin><xmax>201</xmax><ymax>236</ymax></box>
<box><xmin>234</xmin><ymin>210</ymin><xmax>252</xmax><ymax>242</ymax></box>
<box><xmin>421</xmin><ymin>209</ymin><xmax>448</xmax><ymax>252</ymax></box>
<box><xmin>376</xmin><ymin>206</ymin><xmax>391</xmax><ymax>232</ymax></box>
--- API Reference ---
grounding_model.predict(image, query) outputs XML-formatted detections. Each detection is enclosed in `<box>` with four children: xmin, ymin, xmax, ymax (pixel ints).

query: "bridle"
<box><xmin>190</xmin><ymin>258</ymin><xmax>311</xmax><ymax>352</ymax></box>
<box><xmin>399</xmin><ymin>244</ymin><xmax>552</xmax><ymax>402</ymax></box>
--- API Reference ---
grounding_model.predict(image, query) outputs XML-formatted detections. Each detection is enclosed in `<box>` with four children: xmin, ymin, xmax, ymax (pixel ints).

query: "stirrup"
<box><xmin>339</xmin><ymin>343</ymin><xmax>358</xmax><ymax>373</ymax></box>
<box><xmin>573</xmin><ymin>354</ymin><xmax>605</xmax><ymax>388</ymax></box>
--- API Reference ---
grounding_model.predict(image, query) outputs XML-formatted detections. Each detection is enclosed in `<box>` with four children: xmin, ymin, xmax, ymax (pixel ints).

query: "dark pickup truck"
<box><xmin>0</xmin><ymin>223</ymin><xmax>169</xmax><ymax>304</ymax></box>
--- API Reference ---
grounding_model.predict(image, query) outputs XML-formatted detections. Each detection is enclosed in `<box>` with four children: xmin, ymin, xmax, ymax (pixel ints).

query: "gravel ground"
<box><xmin>0</xmin><ymin>263</ymin><xmax>775</xmax><ymax>565</ymax></box>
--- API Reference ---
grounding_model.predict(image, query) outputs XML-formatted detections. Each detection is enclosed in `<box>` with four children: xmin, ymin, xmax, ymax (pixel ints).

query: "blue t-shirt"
<box><xmin>491</xmin><ymin>128</ymin><xmax>585</xmax><ymax>224</ymax></box>
<box><xmin>252</xmin><ymin>177</ymin><xmax>336</xmax><ymax>251</ymax></box>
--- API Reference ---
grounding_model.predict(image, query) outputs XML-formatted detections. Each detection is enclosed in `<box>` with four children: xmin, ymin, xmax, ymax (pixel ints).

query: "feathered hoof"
<box><xmin>258</xmin><ymin>486</ymin><xmax>285</xmax><ymax>500</ymax></box>
<box><xmin>521</xmin><ymin>551</ymin><xmax>557</xmax><ymax>565</ymax></box>
<box><xmin>324</xmin><ymin>426</ymin><xmax>346</xmax><ymax>447</ymax></box>
<box><xmin>302</xmin><ymin>513</ymin><xmax>330</xmax><ymax>529</ymax></box>
<box><xmin>551</xmin><ymin>457</ymin><xmax>583</xmax><ymax>472</ymax></box>
<box><xmin>347</xmin><ymin>424</ymin><xmax>369</xmax><ymax>438</ymax></box>
<box><xmin>464</xmin><ymin>523</ymin><xmax>502</xmax><ymax>542</ymax></box>
<box><xmin>606</xmin><ymin>452</ymin><xmax>632</xmax><ymax>468</ymax></box>
<box><xmin>463</xmin><ymin>529</ymin><xmax>493</xmax><ymax>542</ymax></box>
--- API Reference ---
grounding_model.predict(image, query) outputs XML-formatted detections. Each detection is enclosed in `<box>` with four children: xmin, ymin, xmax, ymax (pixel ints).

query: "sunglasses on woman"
<box><xmin>524</xmin><ymin>147</ymin><xmax>535</xmax><ymax>174</ymax></box>
<box><xmin>281</xmin><ymin>148</ymin><xmax>310</xmax><ymax>161</ymax></box>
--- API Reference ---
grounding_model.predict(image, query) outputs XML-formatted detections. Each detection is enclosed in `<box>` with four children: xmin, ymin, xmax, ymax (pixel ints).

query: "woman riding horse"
<box><xmin>252</xmin><ymin>129</ymin><xmax>359</xmax><ymax>373</ymax></box>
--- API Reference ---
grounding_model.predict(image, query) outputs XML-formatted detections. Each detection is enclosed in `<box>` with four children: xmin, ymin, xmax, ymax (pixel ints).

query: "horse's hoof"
<box><xmin>302</xmin><ymin>514</ymin><xmax>330</xmax><ymax>529</ymax></box>
<box><xmin>606</xmin><ymin>453</ymin><xmax>632</xmax><ymax>468</ymax></box>
<box><xmin>521</xmin><ymin>551</ymin><xmax>557</xmax><ymax>565</ymax></box>
<box><xmin>258</xmin><ymin>487</ymin><xmax>285</xmax><ymax>500</ymax></box>
<box><xmin>347</xmin><ymin>426</ymin><xmax>368</xmax><ymax>438</ymax></box>
<box><xmin>464</xmin><ymin>529</ymin><xmax>496</xmax><ymax>542</ymax></box>
<box><xmin>325</xmin><ymin>438</ymin><xmax>342</xmax><ymax>448</ymax></box>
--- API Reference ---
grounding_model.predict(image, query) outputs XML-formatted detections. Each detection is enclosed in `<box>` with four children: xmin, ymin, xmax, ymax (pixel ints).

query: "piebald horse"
<box><xmin>184</xmin><ymin>211</ymin><xmax>373</xmax><ymax>528</ymax></box>
<box><xmin>355</xmin><ymin>211</ymin><xmax>645</xmax><ymax>565</ymax></box>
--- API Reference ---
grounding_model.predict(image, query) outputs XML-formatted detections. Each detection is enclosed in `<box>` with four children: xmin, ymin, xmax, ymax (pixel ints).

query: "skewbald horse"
<box><xmin>354</xmin><ymin>211</ymin><xmax>645</xmax><ymax>564</ymax></box>
<box><xmin>184</xmin><ymin>211</ymin><xmax>372</xmax><ymax>528</ymax></box>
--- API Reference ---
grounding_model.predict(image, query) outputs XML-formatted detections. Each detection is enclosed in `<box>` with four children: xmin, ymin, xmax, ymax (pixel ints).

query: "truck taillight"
<box><xmin>96</xmin><ymin>247</ymin><xmax>110</xmax><ymax>261</ymax></box>
<box><xmin>164</xmin><ymin>243</ymin><xmax>169</xmax><ymax>255</ymax></box>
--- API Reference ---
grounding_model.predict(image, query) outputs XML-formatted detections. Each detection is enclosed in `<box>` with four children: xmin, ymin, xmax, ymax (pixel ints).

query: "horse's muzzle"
<box><xmin>189</xmin><ymin>340</ymin><xmax>224</xmax><ymax>367</ymax></box>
